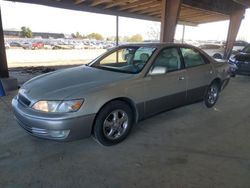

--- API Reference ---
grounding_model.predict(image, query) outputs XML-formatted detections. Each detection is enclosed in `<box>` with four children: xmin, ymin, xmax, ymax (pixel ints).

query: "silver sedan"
<box><xmin>12</xmin><ymin>43</ymin><xmax>230</xmax><ymax>146</ymax></box>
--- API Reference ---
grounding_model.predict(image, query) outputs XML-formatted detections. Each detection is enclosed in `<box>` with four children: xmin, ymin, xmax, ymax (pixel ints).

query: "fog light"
<box><xmin>49</xmin><ymin>130</ymin><xmax>70</xmax><ymax>138</ymax></box>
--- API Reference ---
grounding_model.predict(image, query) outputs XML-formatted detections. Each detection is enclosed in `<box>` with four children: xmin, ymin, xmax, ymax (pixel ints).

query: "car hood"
<box><xmin>234</xmin><ymin>53</ymin><xmax>250</xmax><ymax>62</ymax></box>
<box><xmin>21</xmin><ymin>65</ymin><xmax>134</xmax><ymax>100</ymax></box>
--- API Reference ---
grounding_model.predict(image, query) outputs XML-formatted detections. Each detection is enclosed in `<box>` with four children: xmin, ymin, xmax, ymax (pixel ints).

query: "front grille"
<box><xmin>18</xmin><ymin>94</ymin><xmax>31</xmax><ymax>106</ymax></box>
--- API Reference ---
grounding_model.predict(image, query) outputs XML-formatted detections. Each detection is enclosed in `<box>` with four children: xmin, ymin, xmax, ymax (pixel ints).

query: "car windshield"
<box><xmin>90</xmin><ymin>46</ymin><xmax>156</xmax><ymax>74</ymax></box>
<box><xmin>242</xmin><ymin>45</ymin><xmax>250</xmax><ymax>53</ymax></box>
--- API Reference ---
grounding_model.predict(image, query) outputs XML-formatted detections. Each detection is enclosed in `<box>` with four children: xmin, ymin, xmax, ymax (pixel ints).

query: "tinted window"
<box><xmin>152</xmin><ymin>48</ymin><xmax>182</xmax><ymax>72</ymax></box>
<box><xmin>242</xmin><ymin>45</ymin><xmax>250</xmax><ymax>53</ymax></box>
<box><xmin>181</xmin><ymin>48</ymin><xmax>206</xmax><ymax>68</ymax></box>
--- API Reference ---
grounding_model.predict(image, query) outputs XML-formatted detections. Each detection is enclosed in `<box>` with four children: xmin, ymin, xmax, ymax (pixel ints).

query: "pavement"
<box><xmin>6</xmin><ymin>49</ymin><xmax>105</xmax><ymax>67</ymax></box>
<box><xmin>1</xmin><ymin>75</ymin><xmax>250</xmax><ymax>188</ymax></box>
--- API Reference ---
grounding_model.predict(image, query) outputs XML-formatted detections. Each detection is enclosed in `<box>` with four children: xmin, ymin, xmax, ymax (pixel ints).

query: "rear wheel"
<box><xmin>93</xmin><ymin>101</ymin><xmax>133</xmax><ymax>146</ymax></box>
<box><xmin>205</xmin><ymin>82</ymin><xmax>220</xmax><ymax>108</ymax></box>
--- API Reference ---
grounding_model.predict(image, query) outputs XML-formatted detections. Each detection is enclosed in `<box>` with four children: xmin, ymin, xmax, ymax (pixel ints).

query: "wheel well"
<box><xmin>91</xmin><ymin>97</ymin><xmax>138</xmax><ymax>134</ymax></box>
<box><xmin>211</xmin><ymin>78</ymin><xmax>222</xmax><ymax>90</ymax></box>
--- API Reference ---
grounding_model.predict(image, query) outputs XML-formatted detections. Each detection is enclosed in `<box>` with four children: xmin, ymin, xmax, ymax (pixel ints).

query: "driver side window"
<box><xmin>152</xmin><ymin>48</ymin><xmax>182</xmax><ymax>72</ymax></box>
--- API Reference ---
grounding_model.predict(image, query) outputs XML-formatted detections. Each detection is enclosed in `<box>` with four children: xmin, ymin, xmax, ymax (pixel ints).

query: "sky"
<box><xmin>0</xmin><ymin>0</ymin><xmax>250</xmax><ymax>42</ymax></box>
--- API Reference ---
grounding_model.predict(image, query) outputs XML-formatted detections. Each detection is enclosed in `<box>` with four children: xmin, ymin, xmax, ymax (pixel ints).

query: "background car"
<box><xmin>9</xmin><ymin>41</ymin><xmax>22</xmax><ymax>48</ymax></box>
<box><xmin>21</xmin><ymin>42</ymin><xmax>32</xmax><ymax>49</ymax></box>
<box><xmin>229</xmin><ymin>44</ymin><xmax>250</xmax><ymax>76</ymax></box>
<box><xmin>232</xmin><ymin>40</ymin><xmax>248</xmax><ymax>52</ymax></box>
<box><xmin>4</xmin><ymin>42</ymin><xmax>10</xmax><ymax>49</ymax></box>
<box><xmin>32</xmin><ymin>41</ymin><xmax>44</xmax><ymax>49</ymax></box>
<box><xmin>198</xmin><ymin>44</ymin><xmax>225</xmax><ymax>59</ymax></box>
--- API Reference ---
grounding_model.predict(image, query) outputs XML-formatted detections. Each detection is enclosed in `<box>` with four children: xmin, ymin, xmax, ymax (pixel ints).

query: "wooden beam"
<box><xmin>139</xmin><ymin>7</ymin><xmax>161</xmax><ymax>15</ymax></box>
<box><xmin>233</xmin><ymin>0</ymin><xmax>250</xmax><ymax>7</ymax></box>
<box><xmin>104</xmin><ymin>0</ymin><xmax>137</xmax><ymax>9</ymax></box>
<box><xmin>147</xmin><ymin>11</ymin><xmax>161</xmax><ymax>16</ymax></box>
<box><xmin>116</xmin><ymin>16</ymin><xmax>119</xmax><ymax>46</ymax></box>
<box><xmin>118</xmin><ymin>0</ymin><xmax>154</xmax><ymax>11</ymax></box>
<box><xmin>160</xmin><ymin>0</ymin><xmax>182</xmax><ymax>42</ymax></box>
<box><xmin>0</xmin><ymin>8</ymin><xmax>9</xmax><ymax>78</ymax></box>
<box><xmin>224</xmin><ymin>8</ymin><xmax>245</xmax><ymax>59</ymax></box>
<box><xmin>90</xmin><ymin>0</ymin><xmax>112</xmax><ymax>7</ymax></box>
<box><xmin>181</xmin><ymin>4</ymin><xmax>229</xmax><ymax>17</ymax></box>
<box><xmin>74</xmin><ymin>0</ymin><xmax>86</xmax><ymax>5</ymax></box>
<box><xmin>7</xmin><ymin>0</ymin><xmax>245</xmax><ymax>25</ymax></box>
<box><xmin>126</xmin><ymin>2</ymin><xmax>160</xmax><ymax>13</ymax></box>
<box><xmin>182</xmin><ymin>0</ymin><xmax>243</xmax><ymax>15</ymax></box>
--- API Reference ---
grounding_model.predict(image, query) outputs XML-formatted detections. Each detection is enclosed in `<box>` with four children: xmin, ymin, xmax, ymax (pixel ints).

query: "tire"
<box><xmin>93</xmin><ymin>101</ymin><xmax>133</xmax><ymax>146</ymax></box>
<box><xmin>205</xmin><ymin>82</ymin><xmax>220</xmax><ymax>108</ymax></box>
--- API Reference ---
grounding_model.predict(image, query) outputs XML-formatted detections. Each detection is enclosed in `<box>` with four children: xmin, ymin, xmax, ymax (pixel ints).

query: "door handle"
<box><xmin>179</xmin><ymin>76</ymin><xmax>185</xmax><ymax>80</ymax></box>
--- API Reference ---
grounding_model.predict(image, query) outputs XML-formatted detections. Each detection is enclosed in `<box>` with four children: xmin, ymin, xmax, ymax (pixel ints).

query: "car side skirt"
<box><xmin>136</xmin><ymin>85</ymin><xmax>208</xmax><ymax>120</ymax></box>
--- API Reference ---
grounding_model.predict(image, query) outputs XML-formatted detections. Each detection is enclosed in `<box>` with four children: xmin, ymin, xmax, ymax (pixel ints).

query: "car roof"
<box><xmin>118</xmin><ymin>42</ymin><xmax>196</xmax><ymax>49</ymax></box>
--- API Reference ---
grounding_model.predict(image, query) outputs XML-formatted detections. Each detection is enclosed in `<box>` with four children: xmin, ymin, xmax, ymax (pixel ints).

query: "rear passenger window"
<box><xmin>181</xmin><ymin>48</ymin><xmax>206</xmax><ymax>68</ymax></box>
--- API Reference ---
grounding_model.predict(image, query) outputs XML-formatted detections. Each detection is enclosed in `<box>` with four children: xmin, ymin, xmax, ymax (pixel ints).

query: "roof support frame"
<box><xmin>160</xmin><ymin>0</ymin><xmax>182</xmax><ymax>42</ymax></box>
<box><xmin>0</xmin><ymin>7</ymin><xmax>8</xmax><ymax>78</ymax></box>
<box><xmin>224</xmin><ymin>8</ymin><xmax>245</xmax><ymax>59</ymax></box>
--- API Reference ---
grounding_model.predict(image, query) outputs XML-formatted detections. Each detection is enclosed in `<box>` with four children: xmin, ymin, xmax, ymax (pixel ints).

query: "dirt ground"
<box><xmin>6</xmin><ymin>49</ymin><xmax>106</xmax><ymax>67</ymax></box>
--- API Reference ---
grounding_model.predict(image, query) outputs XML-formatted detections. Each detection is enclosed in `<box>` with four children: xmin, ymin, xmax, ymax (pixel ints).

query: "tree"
<box><xmin>106</xmin><ymin>36</ymin><xmax>115</xmax><ymax>41</ymax></box>
<box><xmin>146</xmin><ymin>23</ymin><xmax>160</xmax><ymax>41</ymax></box>
<box><xmin>72</xmin><ymin>32</ymin><xmax>84</xmax><ymax>39</ymax></box>
<box><xmin>127</xmin><ymin>34</ymin><xmax>143</xmax><ymax>42</ymax></box>
<box><xmin>87</xmin><ymin>33</ymin><xmax>104</xmax><ymax>40</ymax></box>
<box><xmin>20</xmin><ymin>26</ymin><xmax>32</xmax><ymax>38</ymax></box>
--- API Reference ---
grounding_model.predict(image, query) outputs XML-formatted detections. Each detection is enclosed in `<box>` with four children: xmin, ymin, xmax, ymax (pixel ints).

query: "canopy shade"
<box><xmin>6</xmin><ymin>0</ymin><xmax>249</xmax><ymax>25</ymax></box>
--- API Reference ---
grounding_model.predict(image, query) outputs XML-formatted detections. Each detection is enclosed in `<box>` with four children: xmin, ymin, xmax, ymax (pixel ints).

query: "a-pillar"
<box><xmin>160</xmin><ymin>0</ymin><xmax>182</xmax><ymax>42</ymax></box>
<box><xmin>0</xmin><ymin>7</ymin><xmax>9</xmax><ymax>78</ymax></box>
<box><xmin>224</xmin><ymin>8</ymin><xmax>245</xmax><ymax>59</ymax></box>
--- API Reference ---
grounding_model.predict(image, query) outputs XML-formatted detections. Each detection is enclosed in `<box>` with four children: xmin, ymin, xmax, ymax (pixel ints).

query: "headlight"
<box><xmin>32</xmin><ymin>99</ymin><xmax>84</xmax><ymax>113</ymax></box>
<box><xmin>229</xmin><ymin>56</ymin><xmax>236</xmax><ymax>64</ymax></box>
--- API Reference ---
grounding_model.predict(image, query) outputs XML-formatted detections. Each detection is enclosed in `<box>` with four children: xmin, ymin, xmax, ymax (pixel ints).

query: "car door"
<box><xmin>143</xmin><ymin>47</ymin><xmax>187</xmax><ymax>117</ymax></box>
<box><xmin>180</xmin><ymin>47</ymin><xmax>214</xmax><ymax>103</ymax></box>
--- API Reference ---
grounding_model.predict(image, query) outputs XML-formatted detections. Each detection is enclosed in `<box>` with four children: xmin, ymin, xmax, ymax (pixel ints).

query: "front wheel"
<box><xmin>93</xmin><ymin>101</ymin><xmax>133</xmax><ymax>146</ymax></box>
<box><xmin>205</xmin><ymin>83</ymin><xmax>220</xmax><ymax>108</ymax></box>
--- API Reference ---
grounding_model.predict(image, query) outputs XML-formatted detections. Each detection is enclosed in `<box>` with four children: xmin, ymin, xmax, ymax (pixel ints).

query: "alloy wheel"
<box><xmin>103</xmin><ymin>110</ymin><xmax>129</xmax><ymax>140</ymax></box>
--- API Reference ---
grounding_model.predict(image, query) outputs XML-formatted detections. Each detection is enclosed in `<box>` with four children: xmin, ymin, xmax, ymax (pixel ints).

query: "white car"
<box><xmin>5</xmin><ymin>42</ymin><xmax>10</xmax><ymax>49</ymax></box>
<box><xmin>199</xmin><ymin>44</ymin><xmax>225</xmax><ymax>59</ymax></box>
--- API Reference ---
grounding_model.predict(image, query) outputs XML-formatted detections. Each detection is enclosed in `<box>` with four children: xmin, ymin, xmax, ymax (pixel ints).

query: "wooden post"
<box><xmin>160</xmin><ymin>0</ymin><xmax>182</xmax><ymax>42</ymax></box>
<box><xmin>116</xmin><ymin>15</ymin><xmax>119</xmax><ymax>46</ymax></box>
<box><xmin>181</xmin><ymin>25</ymin><xmax>185</xmax><ymax>43</ymax></box>
<box><xmin>0</xmin><ymin>7</ymin><xmax>9</xmax><ymax>78</ymax></box>
<box><xmin>224</xmin><ymin>8</ymin><xmax>245</xmax><ymax>59</ymax></box>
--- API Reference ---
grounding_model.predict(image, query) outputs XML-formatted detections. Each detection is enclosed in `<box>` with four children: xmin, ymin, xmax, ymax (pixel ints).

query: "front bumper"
<box><xmin>228</xmin><ymin>62</ymin><xmax>238</xmax><ymax>76</ymax></box>
<box><xmin>12</xmin><ymin>96</ymin><xmax>96</xmax><ymax>141</ymax></box>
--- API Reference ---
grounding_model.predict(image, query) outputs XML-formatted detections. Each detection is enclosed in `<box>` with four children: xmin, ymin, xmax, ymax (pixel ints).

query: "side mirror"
<box><xmin>149</xmin><ymin>66</ymin><xmax>167</xmax><ymax>76</ymax></box>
